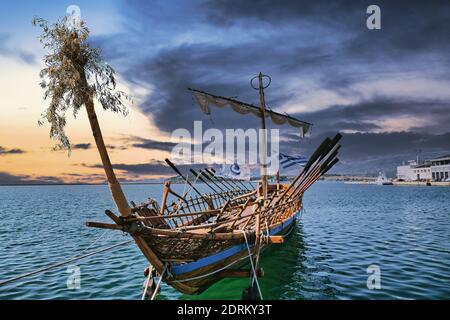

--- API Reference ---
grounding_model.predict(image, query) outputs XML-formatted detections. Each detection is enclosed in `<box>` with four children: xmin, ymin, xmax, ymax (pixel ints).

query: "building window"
<box><xmin>432</xmin><ymin>172</ymin><xmax>436</xmax><ymax>180</ymax></box>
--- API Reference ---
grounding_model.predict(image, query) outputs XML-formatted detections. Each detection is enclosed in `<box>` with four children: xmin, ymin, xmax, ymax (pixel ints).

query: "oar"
<box><xmin>271</xmin><ymin>134</ymin><xmax>342</xmax><ymax>206</ymax></box>
<box><xmin>199</xmin><ymin>170</ymin><xmax>227</xmax><ymax>192</ymax></box>
<box><xmin>189</xmin><ymin>169</ymin><xmax>227</xmax><ymax>201</ymax></box>
<box><xmin>202</xmin><ymin>168</ymin><xmax>234</xmax><ymax>192</ymax></box>
<box><xmin>164</xmin><ymin>159</ymin><xmax>209</xmax><ymax>204</ymax></box>
<box><xmin>205</xmin><ymin>168</ymin><xmax>235</xmax><ymax>190</ymax></box>
<box><xmin>287</xmin><ymin>144</ymin><xmax>341</xmax><ymax>200</ymax></box>
<box><xmin>208</xmin><ymin>168</ymin><xmax>251</xmax><ymax>191</ymax></box>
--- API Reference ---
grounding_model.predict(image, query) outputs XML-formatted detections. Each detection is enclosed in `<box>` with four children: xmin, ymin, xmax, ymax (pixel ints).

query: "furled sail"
<box><xmin>189</xmin><ymin>88</ymin><xmax>312</xmax><ymax>137</ymax></box>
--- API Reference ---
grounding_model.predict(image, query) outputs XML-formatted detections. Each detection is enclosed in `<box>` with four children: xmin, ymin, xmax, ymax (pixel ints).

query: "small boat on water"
<box><xmin>376</xmin><ymin>172</ymin><xmax>393</xmax><ymax>185</ymax></box>
<box><xmin>87</xmin><ymin>75</ymin><xmax>342</xmax><ymax>298</ymax></box>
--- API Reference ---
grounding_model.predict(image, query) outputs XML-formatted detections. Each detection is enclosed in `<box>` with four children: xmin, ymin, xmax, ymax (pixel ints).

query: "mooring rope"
<box><xmin>182</xmin><ymin>172</ymin><xmax>202</xmax><ymax>198</ymax></box>
<box><xmin>141</xmin><ymin>265</ymin><xmax>154</xmax><ymax>300</ymax></box>
<box><xmin>0</xmin><ymin>239</ymin><xmax>134</xmax><ymax>287</ymax></box>
<box><xmin>71</xmin><ymin>230</ymin><xmax>111</xmax><ymax>259</ymax></box>
<box><xmin>170</xmin><ymin>253</ymin><xmax>251</xmax><ymax>283</ymax></box>
<box><xmin>241</xmin><ymin>230</ymin><xmax>263</xmax><ymax>300</ymax></box>
<box><xmin>150</xmin><ymin>264</ymin><xmax>168</xmax><ymax>301</ymax></box>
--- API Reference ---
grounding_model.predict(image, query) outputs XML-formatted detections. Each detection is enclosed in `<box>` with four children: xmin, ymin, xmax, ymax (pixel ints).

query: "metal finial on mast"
<box><xmin>251</xmin><ymin>73</ymin><xmax>271</xmax><ymax>201</ymax></box>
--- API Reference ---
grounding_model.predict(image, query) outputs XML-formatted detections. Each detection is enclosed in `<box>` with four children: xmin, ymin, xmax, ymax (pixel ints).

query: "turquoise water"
<box><xmin>0</xmin><ymin>182</ymin><xmax>449</xmax><ymax>300</ymax></box>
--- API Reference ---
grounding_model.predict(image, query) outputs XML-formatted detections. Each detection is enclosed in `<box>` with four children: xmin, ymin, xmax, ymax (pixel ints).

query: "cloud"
<box><xmin>282</xmin><ymin>131</ymin><xmax>450</xmax><ymax>176</ymax></box>
<box><xmin>0</xmin><ymin>172</ymin><xmax>64</xmax><ymax>185</ymax></box>
<box><xmin>79</xmin><ymin>159</ymin><xmax>211</xmax><ymax>176</ymax></box>
<box><xmin>0</xmin><ymin>146</ymin><xmax>26</xmax><ymax>155</ymax></box>
<box><xmin>105</xmin><ymin>1</ymin><xmax>450</xmax><ymax>136</ymax></box>
<box><xmin>90</xmin><ymin>1</ymin><xmax>450</xmax><ymax>174</ymax></box>
<box><xmin>125</xmin><ymin>136</ymin><xmax>177</xmax><ymax>151</ymax></box>
<box><xmin>0</xmin><ymin>33</ymin><xmax>36</xmax><ymax>64</ymax></box>
<box><xmin>72</xmin><ymin>143</ymin><xmax>92</xmax><ymax>150</ymax></box>
<box><xmin>301</xmin><ymin>98</ymin><xmax>450</xmax><ymax>135</ymax></box>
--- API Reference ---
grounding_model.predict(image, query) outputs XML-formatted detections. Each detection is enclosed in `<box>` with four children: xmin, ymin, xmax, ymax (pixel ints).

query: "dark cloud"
<box><xmin>72</xmin><ymin>143</ymin><xmax>92</xmax><ymax>150</ymax></box>
<box><xmin>204</xmin><ymin>0</ymin><xmax>450</xmax><ymax>52</ymax></box>
<box><xmin>110</xmin><ymin>0</ymin><xmax>450</xmax><ymax>133</ymax></box>
<box><xmin>94</xmin><ymin>0</ymin><xmax>450</xmax><ymax>175</ymax></box>
<box><xmin>0</xmin><ymin>146</ymin><xmax>26</xmax><ymax>155</ymax></box>
<box><xmin>127</xmin><ymin>136</ymin><xmax>176</xmax><ymax>152</ymax></box>
<box><xmin>79</xmin><ymin>160</ymin><xmax>212</xmax><ymax>177</ymax></box>
<box><xmin>301</xmin><ymin>99</ymin><xmax>450</xmax><ymax>135</ymax></box>
<box><xmin>0</xmin><ymin>172</ymin><xmax>64</xmax><ymax>185</ymax></box>
<box><xmin>281</xmin><ymin>131</ymin><xmax>450</xmax><ymax>176</ymax></box>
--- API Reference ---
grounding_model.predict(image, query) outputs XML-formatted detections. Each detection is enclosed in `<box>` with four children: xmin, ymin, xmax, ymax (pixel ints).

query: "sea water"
<box><xmin>0</xmin><ymin>182</ymin><xmax>449</xmax><ymax>299</ymax></box>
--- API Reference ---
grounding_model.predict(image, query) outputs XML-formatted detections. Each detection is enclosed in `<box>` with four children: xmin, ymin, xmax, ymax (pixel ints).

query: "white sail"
<box><xmin>191</xmin><ymin>89</ymin><xmax>312</xmax><ymax>137</ymax></box>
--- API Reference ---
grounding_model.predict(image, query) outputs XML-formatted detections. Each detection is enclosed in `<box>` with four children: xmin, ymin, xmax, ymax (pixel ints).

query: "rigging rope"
<box><xmin>170</xmin><ymin>253</ymin><xmax>251</xmax><ymax>283</ymax></box>
<box><xmin>71</xmin><ymin>230</ymin><xmax>111</xmax><ymax>259</ymax></box>
<box><xmin>142</xmin><ymin>265</ymin><xmax>154</xmax><ymax>300</ymax></box>
<box><xmin>0</xmin><ymin>239</ymin><xmax>134</xmax><ymax>287</ymax></box>
<box><xmin>241</xmin><ymin>230</ymin><xmax>263</xmax><ymax>300</ymax></box>
<box><xmin>150</xmin><ymin>264</ymin><xmax>167</xmax><ymax>300</ymax></box>
<box><xmin>182</xmin><ymin>171</ymin><xmax>202</xmax><ymax>198</ymax></box>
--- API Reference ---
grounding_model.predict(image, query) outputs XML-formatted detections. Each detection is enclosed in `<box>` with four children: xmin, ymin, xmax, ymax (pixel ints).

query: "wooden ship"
<box><xmin>86</xmin><ymin>74</ymin><xmax>342</xmax><ymax>299</ymax></box>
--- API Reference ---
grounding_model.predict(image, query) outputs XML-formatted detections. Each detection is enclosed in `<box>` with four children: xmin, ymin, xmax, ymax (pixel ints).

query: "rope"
<box><xmin>182</xmin><ymin>174</ymin><xmax>189</xmax><ymax>197</ymax></box>
<box><xmin>150</xmin><ymin>264</ymin><xmax>167</xmax><ymax>300</ymax></box>
<box><xmin>182</xmin><ymin>171</ymin><xmax>201</xmax><ymax>198</ymax></box>
<box><xmin>241</xmin><ymin>230</ymin><xmax>263</xmax><ymax>300</ymax></box>
<box><xmin>0</xmin><ymin>239</ymin><xmax>134</xmax><ymax>287</ymax></box>
<box><xmin>71</xmin><ymin>230</ymin><xmax>111</xmax><ymax>259</ymax></box>
<box><xmin>141</xmin><ymin>265</ymin><xmax>153</xmax><ymax>300</ymax></box>
<box><xmin>171</xmin><ymin>253</ymin><xmax>251</xmax><ymax>283</ymax></box>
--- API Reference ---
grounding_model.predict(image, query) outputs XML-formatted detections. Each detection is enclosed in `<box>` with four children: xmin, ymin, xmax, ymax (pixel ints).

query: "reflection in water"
<box><xmin>175</xmin><ymin>223</ymin><xmax>305</xmax><ymax>300</ymax></box>
<box><xmin>167</xmin><ymin>221</ymin><xmax>339</xmax><ymax>300</ymax></box>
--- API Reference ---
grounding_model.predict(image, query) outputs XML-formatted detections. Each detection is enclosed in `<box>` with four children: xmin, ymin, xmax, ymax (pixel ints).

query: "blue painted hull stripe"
<box><xmin>171</xmin><ymin>211</ymin><xmax>300</xmax><ymax>275</ymax></box>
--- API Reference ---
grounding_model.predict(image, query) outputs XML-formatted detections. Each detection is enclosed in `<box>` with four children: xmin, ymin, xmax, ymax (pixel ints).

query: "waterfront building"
<box><xmin>397</xmin><ymin>160</ymin><xmax>417</xmax><ymax>181</ymax></box>
<box><xmin>430</xmin><ymin>154</ymin><xmax>450</xmax><ymax>181</ymax></box>
<box><xmin>413</xmin><ymin>164</ymin><xmax>432</xmax><ymax>180</ymax></box>
<box><xmin>396</xmin><ymin>154</ymin><xmax>450</xmax><ymax>181</ymax></box>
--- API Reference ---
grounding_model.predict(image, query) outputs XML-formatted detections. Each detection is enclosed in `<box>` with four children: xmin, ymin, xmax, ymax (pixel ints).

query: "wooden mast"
<box><xmin>250</xmin><ymin>72</ymin><xmax>271</xmax><ymax>299</ymax></box>
<box><xmin>75</xmin><ymin>35</ymin><xmax>131</xmax><ymax>218</ymax></box>
<box><xmin>84</xmin><ymin>94</ymin><xmax>131</xmax><ymax>217</ymax></box>
<box><xmin>257</xmin><ymin>72</ymin><xmax>268</xmax><ymax>200</ymax></box>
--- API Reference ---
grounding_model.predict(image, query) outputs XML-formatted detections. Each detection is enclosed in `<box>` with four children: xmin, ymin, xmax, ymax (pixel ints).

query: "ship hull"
<box><xmin>139</xmin><ymin>211</ymin><xmax>300</xmax><ymax>295</ymax></box>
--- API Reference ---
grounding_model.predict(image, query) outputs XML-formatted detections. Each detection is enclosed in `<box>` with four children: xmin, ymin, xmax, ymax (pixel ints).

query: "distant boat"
<box><xmin>376</xmin><ymin>172</ymin><xmax>393</xmax><ymax>185</ymax></box>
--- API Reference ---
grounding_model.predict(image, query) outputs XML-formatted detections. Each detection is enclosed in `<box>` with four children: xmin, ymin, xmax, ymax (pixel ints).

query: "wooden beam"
<box><xmin>86</xmin><ymin>221</ymin><xmax>123</xmax><ymax>230</ymax></box>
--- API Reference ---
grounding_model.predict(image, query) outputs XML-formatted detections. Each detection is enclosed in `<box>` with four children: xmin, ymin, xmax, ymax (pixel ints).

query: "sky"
<box><xmin>1</xmin><ymin>0</ymin><xmax>450</xmax><ymax>184</ymax></box>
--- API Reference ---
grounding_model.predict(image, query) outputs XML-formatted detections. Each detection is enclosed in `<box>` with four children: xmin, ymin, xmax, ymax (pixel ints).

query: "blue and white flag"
<box><xmin>279</xmin><ymin>153</ymin><xmax>308</xmax><ymax>169</ymax></box>
<box><xmin>219</xmin><ymin>163</ymin><xmax>250</xmax><ymax>181</ymax></box>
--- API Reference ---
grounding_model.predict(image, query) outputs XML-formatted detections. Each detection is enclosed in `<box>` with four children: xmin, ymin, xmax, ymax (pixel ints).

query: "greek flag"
<box><xmin>279</xmin><ymin>153</ymin><xmax>308</xmax><ymax>169</ymax></box>
<box><xmin>220</xmin><ymin>163</ymin><xmax>250</xmax><ymax>181</ymax></box>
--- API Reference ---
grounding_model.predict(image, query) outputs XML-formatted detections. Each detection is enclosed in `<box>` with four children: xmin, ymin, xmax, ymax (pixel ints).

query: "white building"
<box><xmin>397</xmin><ymin>154</ymin><xmax>450</xmax><ymax>181</ymax></box>
<box><xmin>431</xmin><ymin>154</ymin><xmax>450</xmax><ymax>181</ymax></box>
<box><xmin>412</xmin><ymin>164</ymin><xmax>432</xmax><ymax>180</ymax></box>
<box><xmin>397</xmin><ymin>161</ymin><xmax>417</xmax><ymax>181</ymax></box>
